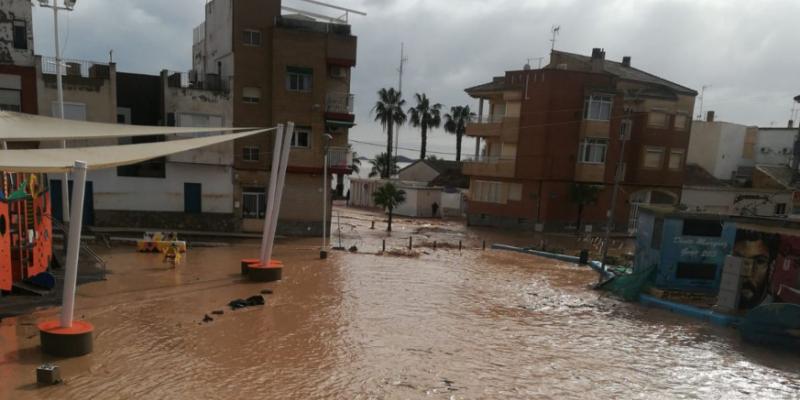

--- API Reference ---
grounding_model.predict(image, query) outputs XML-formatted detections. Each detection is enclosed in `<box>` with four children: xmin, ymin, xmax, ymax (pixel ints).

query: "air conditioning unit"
<box><xmin>330</xmin><ymin>66</ymin><xmax>347</xmax><ymax>79</ymax></box>
<box><xmin>760</xmin><ymin>147</ymin><xmax>769</xmax><ymax>154</ymax></box>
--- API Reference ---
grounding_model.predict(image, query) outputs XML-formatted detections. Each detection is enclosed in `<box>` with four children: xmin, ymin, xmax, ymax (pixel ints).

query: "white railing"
<box><xmin>326</xmin><ymin>92</ymin><xmax>355</xmax><ymax>114</ymax></box>
<box><xmin>469</xmin><ymin>114</ymin><xmax>504</xmax><ymax>124</ymax></box>
<box><xmin>464</xmin><ymin>155</ymin><xmax>515</xmax><ymax>163</ymax></box>
<box><xmin>40</xmin><ymin>56</ymin><xmax>110</xmax><ymax>79</ymax></box>
<box><xmin>328</xmin><ymin>146</ymin><xmax>352</xmax><ymax>168</ymax></box>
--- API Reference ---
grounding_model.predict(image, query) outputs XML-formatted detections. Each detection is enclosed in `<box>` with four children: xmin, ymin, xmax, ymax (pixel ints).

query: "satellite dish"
<box><xmin>65</xmin><ymin>0</ymin><xmax>77</xmax><ymax>8</ymax></box>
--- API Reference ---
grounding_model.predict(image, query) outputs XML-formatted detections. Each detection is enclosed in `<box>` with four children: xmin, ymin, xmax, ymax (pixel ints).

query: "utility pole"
<box><xmin>697</xmin><ymin>85</ymin><xmax>711</xmax><ymax>120</ymax></box>
<box><xmin>600</xmin><ymin>90</ymin><xmax>640</xmax><ymax>277</ymax></box>
<box><xmin>394</xmin><ymin>43</ymin><xmax>407</xmax><ymax>171</ymax></box>
<box><xmin>39</xmin><ymin>0</ymin><xmax>76</xmax><ymax>225</ymax></box>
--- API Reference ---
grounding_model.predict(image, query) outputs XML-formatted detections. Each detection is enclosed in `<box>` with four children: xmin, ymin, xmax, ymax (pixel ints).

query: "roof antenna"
<box><xmin>550</xmin><ymin>25</ymin><xmax>560</xmax><ymax>50</ymax></box>
<box><xmin>696</xmin><ymin>84</ymin><xmax>711</xmax><ymax>120</ymax></box>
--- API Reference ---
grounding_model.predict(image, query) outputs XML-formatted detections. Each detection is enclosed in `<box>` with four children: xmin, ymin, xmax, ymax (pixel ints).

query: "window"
<box><xmin>286</xmin><ymin>66</ymin><xmax>313</xmax><ymax>92</ymax></box>
<box><xmin>643</xmin><ymin>146</ymin><xmax>664</xmax><ymax>169</ymax></box>
<box><xmin>471</xmin><ymin>180</ymin><xmax>508</xmax><ymax>204</ymax></box>
<box><xmin>578</xmin><ymin>138</ymin><xmax>608</xmax><ymax>164</ymax></box>
<box><xmin>291</xmin><ymin>128</ymin><xmax>311</xmax><ymax>148</ymax></box>
<box><xmin>508</xmin><ymin>183</ymin><xmax>523</xmax><ymax>201</ymax></box>
<box><xmin>583</xmin><ymin>94</ymin><xmax>612</xmax><ymax>121</ymax></box>
<box><xmin>13</xmin><ymin>20</ymin><xmax>27</xmax><ymax>50</ymax></box>
<box><xmin>243</xmin><ymin>146</ymin><xmax>260</xmax><ymax>162</ymax></box>
<box><xmin>0</xmin><ymin>89</ymin><xmax>21</xmax><ymax>112</ymax></box>
<box><xmin>775</xmin><ymin>203</ymin><xmax>787</xmax><ymax>215</ymax></box>
<box><xmin>682</xmin><ymin>219</ymin><xmax>722</xmax><ymax>237</ymax></box>
<box><xmin>668</xmin><ymin>149</ymin><xmax>685</xmax><ymax>170</ymax></box>
<box><xmin>674</xmin><ymin>114</ymin><xmax>688</xmax><ymax>130</ymax></box>
<box><xmin>648</xmin><ymin>111</ymin><xmax>668</xmax><ymax>128</ymax></box>
<box><xmin>242</xmin><ymin>87</ymin><xmax>261</xmax><ymax>103</ymax></box>
<box><xmin>242</xmin><ymin>187</ymin><xmax>266</xmax><ymax>219</ymax></box>
<box><xmin>242</xmin><ymin>30</ymin><xmax>262</xmax><ymax>46</ymax></box>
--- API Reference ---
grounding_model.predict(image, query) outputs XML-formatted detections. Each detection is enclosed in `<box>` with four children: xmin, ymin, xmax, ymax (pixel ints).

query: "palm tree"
<box><xmin>569</xmin><ymin>183</ymin><xmax>603</xmax><ymax>235</ymax></box>
<box><xmin>443</xmin><ymin>105</ymin><xmax>475</xmax><ymax>162</ymax></box>
<box><xmin>372</xmin><ymin>88</ymin><xmax>407</xmax><ymax>178</ymax></box>
<box><xmin>368</xmin><ymin>152</ymin><xmax>398</xmax><ymax>178</ymax></box>
<box><xmin>372</xmin><ymin>182</ymin><xmax>406</xmax><ymax>232</ymax></box>
<box><xmin>408</xmin><ymin>93</ymin><xmax>442</xmax><ymax>160</ymax></box>
<box><xmin>349</xmin><ymin>151</ymin><xmax>362</xmax><ymax>175</ymax></box>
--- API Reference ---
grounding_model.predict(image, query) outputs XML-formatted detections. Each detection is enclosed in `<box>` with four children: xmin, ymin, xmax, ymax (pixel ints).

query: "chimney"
<box><xmin>789</xmin><ymin>120</ymin><xmax>794</xmax><ymax>129</ymax></box>
<box><xmin>591</xmin><ymin>48</ymin><xmax>606</xmax><ymax>73</ymax></box>
<box><xmin>706</xmin><ymin>111</ymin><xmax>715</xmax><ymax>122</ymax></box>
<box><xmin>622</xmin><ymin>56</ymin><xmax>631</xmax><ymax>67</ymax></box>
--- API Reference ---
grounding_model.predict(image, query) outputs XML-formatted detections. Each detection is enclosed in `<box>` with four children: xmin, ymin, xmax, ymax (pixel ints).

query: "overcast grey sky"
<box><xmin>32</xmin><ymin>0</ymin><xmax>800</xmax><ymax>160</ymax></box>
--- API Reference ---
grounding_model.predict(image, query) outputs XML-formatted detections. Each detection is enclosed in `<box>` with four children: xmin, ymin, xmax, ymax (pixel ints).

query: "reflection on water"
<box><xmin>1</xmin><ymin>217</ymin><xmax>799</xmax><ymax>399</ymax></box>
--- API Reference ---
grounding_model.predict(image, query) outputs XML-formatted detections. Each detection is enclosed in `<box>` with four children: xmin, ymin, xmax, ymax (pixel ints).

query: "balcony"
<box><xmin>462</xmin><ymin>156</ymin><xmax>516</xmax><ymax>178</ymax></box>
<box><xmin>325</xmin><ymin>92</ymin><xmax>355</xmax><ymax>127</ymax></box>
<box><xmin>327</xmin><ymin>146</ymin><xmax>352</xmax><ymax>173</ymax></box>
<box><xmin>466</xmin><ymin>115</ymin><xmax>519</xmax><ymax>143</ymax></box>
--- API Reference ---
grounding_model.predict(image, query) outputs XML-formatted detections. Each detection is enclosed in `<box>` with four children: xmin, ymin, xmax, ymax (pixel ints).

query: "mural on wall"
<box><xmin>734</xmin><ymin>229</ymin><xmax>800</xmax><ymax>309</ymax></box>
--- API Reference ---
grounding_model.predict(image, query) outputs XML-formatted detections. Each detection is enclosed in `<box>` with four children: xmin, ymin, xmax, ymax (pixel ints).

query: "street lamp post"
<box><xmin>792</xmin><ymin>95</ymin><xmax>800</xmax><ymax>180</ymax></box>
<box><xmin>321</xmin><ymin>133</ymin><xmax>333</xmax><ymax>259</ymax></box>
<box><xmin>39</xmin><ymin>0</ymin><xmax>76</xmax><ymax>225</ymax></box>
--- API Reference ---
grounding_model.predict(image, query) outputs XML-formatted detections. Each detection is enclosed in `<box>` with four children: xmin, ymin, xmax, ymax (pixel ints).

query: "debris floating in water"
<box><xmin>260</xmin><ymin>289</ymin><xmax>273</xmax><ymax>295</ymax></box>
<box><xmin>202</xmin><ymin>314</ymin><xmax>214</xmax><ymax>323</ymax></box>
<box><xmin>211</xmin><ymin>310</ymin><xmax>224</xmax><ymax>315</ymax></box>
<box><xmin>228</xmin><ymin>295</ymin><xmax>266</xmax><ymax>310</ymax></box>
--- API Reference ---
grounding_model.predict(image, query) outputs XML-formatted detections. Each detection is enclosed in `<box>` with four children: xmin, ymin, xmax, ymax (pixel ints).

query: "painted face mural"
<box><xmin>733</xmin><ymin>230</ymin><xmax>778</xmax><ymax>309</ymax></box>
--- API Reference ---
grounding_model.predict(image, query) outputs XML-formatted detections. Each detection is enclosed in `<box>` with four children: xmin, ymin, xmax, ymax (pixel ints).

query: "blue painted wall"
<box><xmin>634</xmin><ymin>210</ymin><xmax>736</xmax><ymax>293</ymax></box>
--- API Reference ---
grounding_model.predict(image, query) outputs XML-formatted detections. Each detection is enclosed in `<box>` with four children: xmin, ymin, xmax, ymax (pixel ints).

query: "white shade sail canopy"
<box><xmin>0</xmin><ymin>128</ymin><xmax>273</xmax><ymax>173</ymax></box>
<box><xmin>0</xmin><ymin>111</ymin><xmax>255</xmax><ymax>141</ymax></box>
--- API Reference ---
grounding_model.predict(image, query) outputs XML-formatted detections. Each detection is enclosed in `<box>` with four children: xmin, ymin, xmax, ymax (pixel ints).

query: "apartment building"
<box><xmin>193</xmin><ymin>0</ymin><xmax>357</xmax><ymax>235</ymax></box>
<box><xmin>463</xmin><ymin>48</ymin><xmax>697</xmax><ymax>232</ymax></box>
<box><xmin>0</xmin><ymin>0</ymin><xmax>38</xmax><ymax>119</ymax></box>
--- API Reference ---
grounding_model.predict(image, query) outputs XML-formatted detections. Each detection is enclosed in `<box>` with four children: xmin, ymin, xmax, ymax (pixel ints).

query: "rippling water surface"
<box><xmin>2</xmin><ymin>213</ymin><xmax>799</xmax><ymax>399</ymax></box>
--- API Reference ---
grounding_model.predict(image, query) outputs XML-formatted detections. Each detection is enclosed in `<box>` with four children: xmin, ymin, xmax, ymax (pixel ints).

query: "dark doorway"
<box><xmin>184</xmin><ymin>183</ymin><xmax>202</xmax><ymax>214</ymax></box>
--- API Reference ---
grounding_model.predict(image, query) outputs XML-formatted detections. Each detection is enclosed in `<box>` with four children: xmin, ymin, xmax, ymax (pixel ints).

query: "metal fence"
<box><xmin>40</xmin><ymin>56</ymin><xmax>110</xmax><ymax>79</ymax></box>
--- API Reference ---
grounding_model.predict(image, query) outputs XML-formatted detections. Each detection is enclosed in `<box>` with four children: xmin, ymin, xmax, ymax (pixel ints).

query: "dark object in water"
<box><xmin>228</xmin><ymin>299</ymin><xmax>247</xmax><ymax>309</ymax></box>
<box><xmin>203</xmin><ymin>314</ymin><xmax>213</xmax><ymax>323</ymax></box>
<box><xmin>29</xmin><ymin>272</ymin><xmax>56</xmax><ymax>290</ymax></box>
<box><xmin>740</xmin><ymin>303</ymin><xmax>800</xmax><ymax>352</ymax></box>
<box><xmin>260</xmin><ymin>289</ymin><xmax>273</xmax><ymax>295</ymax></box>
<box><xmin>246</xmin><ymin>295</ymin><xmax>265</xmax><ymax>306</ymax></box>
<box><xmin>37</xmin><ymin>363</ymin><xmax>61</xmax><ymax>386</ymax></box>
<box><xmin>211</xmin><ymin>310</ymin><xmax>224</xmax><ymax>315</ymax></box>
<box><xmin>349</xmin><ymin>245</ymin><xmax>358</xmax><ymax>253</ymax></box>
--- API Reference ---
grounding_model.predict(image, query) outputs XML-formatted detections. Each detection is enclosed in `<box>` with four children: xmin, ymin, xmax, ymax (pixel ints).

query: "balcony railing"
<box><xmin>469</xmin><ymin>114</ymin><xmax>504</xmax><ymax>124</ymax></box>
<box><xmin>327</xmin><ymin>146</ymin><xmax>352</xmax><ymax>169</ymax></box>
<box><xmin>276</xmin><ymin>15</ymin><xmax>352</xmax><ymax>35</ymax></box>
<box><xmin>40</xmin><ymin>56</ymin><xmax>110</xmax><ymax>79</ymax></box>
<box><xmin>167</xmin><ymin>71</ymin><xmax>230</xmax><ymax>93</ymax></box>
<box><xmin>325</xmin><ymin>92</ymin><xmax>355</xmax><ymax>114</ymax></box>
<box><xmin>464</xmin><ymin>155</ymin><xmax>515</xmax><ymax>163</ymax></box>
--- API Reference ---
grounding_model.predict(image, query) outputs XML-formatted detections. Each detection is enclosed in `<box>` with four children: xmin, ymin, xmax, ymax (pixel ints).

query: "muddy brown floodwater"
<box><xmin>1</xmin><ymin>207</ymin><xmax>799</xmax><ymax>399</ymax></box>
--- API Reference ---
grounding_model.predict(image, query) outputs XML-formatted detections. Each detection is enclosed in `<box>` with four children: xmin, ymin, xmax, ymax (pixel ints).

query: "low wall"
<box><xmin>93</xmin><ymin>210</ymin><xmax>323</xmax><ymax>237</ymax></box>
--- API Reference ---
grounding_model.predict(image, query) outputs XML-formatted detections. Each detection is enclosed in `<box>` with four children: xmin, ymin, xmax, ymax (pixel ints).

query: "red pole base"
<box><xmin>38</xmin><ymin>320</ymin><xmax>94</xmax><ymax>357</ymax></box>
<box><xmin>247</xmin><ymin>260</ymin><xmax>283</xmax><ymax>282</ymax></box>
<box><xmin>240</xmin><ymin>258</ymin><xmax>260</xmax><ymax>275</ymax></box>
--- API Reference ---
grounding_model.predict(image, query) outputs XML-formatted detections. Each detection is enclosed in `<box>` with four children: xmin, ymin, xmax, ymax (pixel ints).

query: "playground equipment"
<box><xmin>0</xmin><ymin>172</ymin><xmax>53</xmax><ymax>293</ymax></box>
<box><xmin>137</xmin><ymin>231</ymin><xmax>187</xmax><ymax>253</ymax></box>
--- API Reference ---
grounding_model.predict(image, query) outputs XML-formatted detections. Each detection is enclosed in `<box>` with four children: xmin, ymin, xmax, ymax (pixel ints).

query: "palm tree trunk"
<box><xmin>385</xmin><ymin>118</ymin><xmax>394</xmax><ymax>178</ymax></box>
<box><xmin>456</xmin><ymin>130</ymin><xmax>463</xmax><ymax>162</ymax></box>
<box><xmin>420</xmin><ymin>125</ymin><xmax>427</xmax><ymax>160</ymax></box>
<box><xmin>387</xmin><ymin>207</ymin><xmax>393</xmax><ymax>232</ymax></box>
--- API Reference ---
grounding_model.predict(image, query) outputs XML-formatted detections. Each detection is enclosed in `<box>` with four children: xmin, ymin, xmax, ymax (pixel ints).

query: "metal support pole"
<box><xmin>51</xmin><ymin>4</ymin><xmax>71</xmax><ymax>224</ymax></box>
<box><xmin>322</xmin><ymin>146</ymin><xmax>328</xmax><ymax>257</ymax></box>
<box><xmin>264</xmin><ymin>123</ymin><xmax>294</xmax><ymax>265</ymax></box>
<box><xmin>600</xmin><ymin>111</ymin><xmax>633</xmax><ymax>274</ymax></box>
<box><xmin>260</xmin><ymin>124</ymin><xmax>284</xmax><ymax>263</ymax></box>
<box><xmin>60</xmin><ymin>161</ymin><xmax>87</xmax><ymax>328</ymax></box>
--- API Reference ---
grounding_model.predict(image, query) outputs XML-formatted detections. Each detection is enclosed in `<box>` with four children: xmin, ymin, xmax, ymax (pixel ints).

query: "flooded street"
<box><xmin>2</xmin><ymin>208</ymin><xmax>799</xmax><ymax>399</ymax></box>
